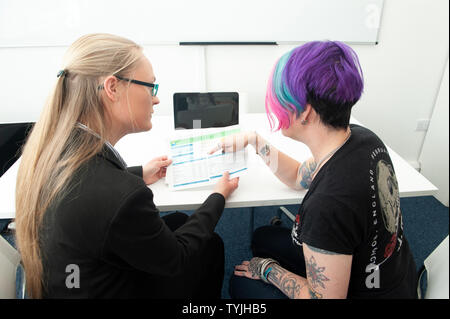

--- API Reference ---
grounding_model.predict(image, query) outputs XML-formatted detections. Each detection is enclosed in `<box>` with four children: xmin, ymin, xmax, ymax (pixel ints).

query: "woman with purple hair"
<box><xmin>211</xmin><ymin>41</ymin><xmax>417</xmax><ymax>299</ymax></box>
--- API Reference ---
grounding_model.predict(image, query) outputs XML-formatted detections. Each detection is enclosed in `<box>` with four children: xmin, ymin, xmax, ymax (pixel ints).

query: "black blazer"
<box><xmin>39</xmin><ymin>144</ymin><xmax>225</xmax><ymax>298</ymax></box>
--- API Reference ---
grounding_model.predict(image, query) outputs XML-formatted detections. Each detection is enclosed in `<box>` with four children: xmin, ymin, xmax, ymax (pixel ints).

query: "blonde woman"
<box><xmin>15</xmin><ymin>33</ymin><xmax>239</xmax><ymax>299</ymax></box>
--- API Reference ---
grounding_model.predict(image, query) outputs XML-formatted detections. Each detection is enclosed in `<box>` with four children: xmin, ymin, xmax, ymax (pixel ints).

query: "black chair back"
<box><xmin>0</xmin><ymin>123</ymin><xmax>34</xmax><ymax>177</ymax></box>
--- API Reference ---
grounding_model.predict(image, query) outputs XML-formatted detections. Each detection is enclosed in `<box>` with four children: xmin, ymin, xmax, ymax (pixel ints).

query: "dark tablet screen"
<box><xmin>173</xmin><ymin>92</ymin><xmax>238</xmax><ymax>129</ymax></box>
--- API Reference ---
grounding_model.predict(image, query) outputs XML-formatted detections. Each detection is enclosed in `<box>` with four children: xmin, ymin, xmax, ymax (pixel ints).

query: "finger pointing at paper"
<box><xmin>207</xmin><ymin>132</ymin><xmax>252</xmax><ymax>155</ymax></box>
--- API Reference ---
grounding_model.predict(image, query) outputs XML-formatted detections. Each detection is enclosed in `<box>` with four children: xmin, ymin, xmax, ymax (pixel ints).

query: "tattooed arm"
<box><xmin>294</xmin><ymin>157</ymin><xmax>317</xmax><ymax>190</ymax></box>
<box><xmin>264</xmin><ymin>263</ymin><xmax>308</xmax><ymax>298</ymax></box>
<box><xmin>234</xmin><ymin>245</ymin><xmax>352</xmax><ymax>299</ymax></box>
<box><xmin>249</xmin><ymin>132</ymin><xmax>316</xmax><ymax>190</ymax></box>
<box><xmin>208</xmin><ymin>131</ymin><xmax>316</xmax><ymax>190</ymax></box>
<box><xmin>300</xmin><ymin>244</ymin><xmax>352</xmax><ymax>299</ymax></box>
<box><xmin>253</xmin><ymin>133</ymin><xmax>316</xmax><ymax>190</ymax></box>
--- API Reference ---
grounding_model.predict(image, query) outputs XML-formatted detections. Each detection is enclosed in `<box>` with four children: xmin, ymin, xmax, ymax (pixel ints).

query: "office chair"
<box><xmin>0</xmin><ymin>233</ymin><xmax>26</xmax><ymax>299</ymax></box>
<box><xmin>418</xmin><ymin>235</ymin><xmax>449</xmax><ymax>299</ymax></box>
<box><xmin>270</xmin><ymin>206</ymin><xmax>296</xmax><ymax>226</ymax></box>
<box><xmin>0</xmin><ymin>122</ymin><xmax>34</xmax><ymax>177</ymax></box>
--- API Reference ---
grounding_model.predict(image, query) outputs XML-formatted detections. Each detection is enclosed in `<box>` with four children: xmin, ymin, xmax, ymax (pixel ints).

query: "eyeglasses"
<box><xmin>98</xmin><ymin>75</ymin><xmax>159</xmax><ymax>97</ymax></box>
<box><xmin>116</xmin><ymin>75</ymin><xmax>159</xmax><ymax>97</ymax></box>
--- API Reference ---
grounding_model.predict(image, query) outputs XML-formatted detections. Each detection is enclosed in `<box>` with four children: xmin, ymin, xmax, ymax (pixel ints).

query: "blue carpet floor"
<box><xmin>1</xmin><ymin>196</ymin><xmax>448</xmax><ymax>299</ymax></box>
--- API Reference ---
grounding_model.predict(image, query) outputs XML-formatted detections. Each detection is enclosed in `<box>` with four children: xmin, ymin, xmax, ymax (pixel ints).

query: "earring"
<box><xmin>301</xmin><ymin>119</ymin><xmax>308</xmax><ymax>125</ymax></box>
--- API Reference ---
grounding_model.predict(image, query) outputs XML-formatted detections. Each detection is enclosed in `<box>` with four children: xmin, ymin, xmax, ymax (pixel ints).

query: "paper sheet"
<box><xmin>166</xmin><ymin>127</ymin><xmax>248</xmax><ymax>190</ymax></box>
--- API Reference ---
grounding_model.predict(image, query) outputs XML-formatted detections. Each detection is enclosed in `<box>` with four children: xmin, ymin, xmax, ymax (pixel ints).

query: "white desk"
<box><xmin>0</xmin><ymin>114</ymin><xmax>438</xmax><ymax>219</ymax></box>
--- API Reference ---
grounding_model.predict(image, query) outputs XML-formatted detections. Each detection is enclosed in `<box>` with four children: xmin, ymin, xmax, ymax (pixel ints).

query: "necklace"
<box><xmin>312</xmin><ymin>130</ymin><xmax>352</xmax><ymax>178</ymax></box>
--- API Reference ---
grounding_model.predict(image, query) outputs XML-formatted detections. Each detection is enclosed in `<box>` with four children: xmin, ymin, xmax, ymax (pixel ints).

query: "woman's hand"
<box><xmin>233</xmin><ymin>257</ymin><xmax>266</xmax><ymax>280</ymax></box>
<box><xmin>143</xmin><ymin>155</ymin><xmax>172</xmax><ymax>185</ymax></box>
<box><xmin>213</xmin><ymin>171</ymin><xmax>239</xmax><ymax>199</ymax></box>
<box><xmin>208</xmin><ymin>131</ymin><xmax>256</xmax><ymax>155</ymax></box>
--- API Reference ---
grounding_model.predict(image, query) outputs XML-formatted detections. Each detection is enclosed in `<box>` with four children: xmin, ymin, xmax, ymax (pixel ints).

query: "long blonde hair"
<box><xmin>15</xmin><ymin>33</ymin><xmax>143</xmax><ymax>298</ymax></box>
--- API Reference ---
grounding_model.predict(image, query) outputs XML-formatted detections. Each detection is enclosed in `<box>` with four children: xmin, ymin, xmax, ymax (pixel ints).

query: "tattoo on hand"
<box><xmin>248</xmin><ymin>257</ymin><xmax>264</xmax><ymax>279</ymax></box>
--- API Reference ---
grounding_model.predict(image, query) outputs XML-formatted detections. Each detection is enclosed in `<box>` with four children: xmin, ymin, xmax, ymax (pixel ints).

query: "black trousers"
<box><xmin>229</xmin><ymin>225</ymin><xmax>306</xmax><ymax>299</ymax></box>
<box><xmin>146</xmin><ymin>212</ymin><xmax>225</xmax><ymax>299</ymax></box>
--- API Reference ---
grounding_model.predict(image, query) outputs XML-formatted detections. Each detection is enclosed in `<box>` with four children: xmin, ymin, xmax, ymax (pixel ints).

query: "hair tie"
<box><xmin>57</xmin><ymin>70</ymin><xmax>67</xmax><ymax>78</ymax></box>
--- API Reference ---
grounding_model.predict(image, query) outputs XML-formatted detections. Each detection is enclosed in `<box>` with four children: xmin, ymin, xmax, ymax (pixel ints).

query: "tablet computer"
<box><xmin>173</xmin><ymin>92</ymin><xmax>238</xmax><ymax>129</ymax></box>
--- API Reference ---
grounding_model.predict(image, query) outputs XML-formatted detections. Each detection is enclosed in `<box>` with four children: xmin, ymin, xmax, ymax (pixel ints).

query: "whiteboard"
<box><xmin>0</xmin><ymin>0</ymin><xmax>383</xmax><ymax>47</ymax></box>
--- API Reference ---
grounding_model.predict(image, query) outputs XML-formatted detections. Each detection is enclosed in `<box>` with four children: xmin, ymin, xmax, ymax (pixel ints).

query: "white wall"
<box><xmin>0</xmin><ymin>0</ymin><xmax>383</xmax><ymax>45</ymax></box>
<box><xmin>204</xmin><ymin>0</ymin><xmax>449</xmax><ymax>167</ymax></box>
<box><xmin>419</xmin><ymin>60</ymin><xmax>449</xmax><ymax>206</ymax></box>
<box><xmin>351</xmin><ymin>0</ymin><xmax>449</xmax><ymax>168</ymax></box>
<box><xmin>0</xmin><ymin>0</ymin><xmax>448</xmax><ymax>171</ymax></box>
<box><xmin>0</xmin><ymin>45</ymin><xmax>206</xmax><ymax>123</ymax></box>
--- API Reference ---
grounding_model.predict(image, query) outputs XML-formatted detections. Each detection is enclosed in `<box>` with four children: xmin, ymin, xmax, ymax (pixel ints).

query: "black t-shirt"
<box><xmin>291</xmin><ymin>124</ymin><xmax>418</xmax><ymax>299</ymax></box>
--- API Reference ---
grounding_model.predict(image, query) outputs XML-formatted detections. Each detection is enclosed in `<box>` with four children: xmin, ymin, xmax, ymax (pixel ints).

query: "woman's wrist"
<box><xmin>263</xmin><ymin>263</ymin><xmax>275</xmax><ymax>282</ymax></box>
<box><xmin>250</xmin><ymin>132</ymin><xmax>269</xmax><ymax>157</ymax></box>
<box><xmin>247</xmin><ymin>131</ymin><xmax>257</xmax><ymax>148</ymax></box>
<box><xmin>259</xmin><ymin>258</ymin><xmax>279</xmax><ymax>283</ymax></box>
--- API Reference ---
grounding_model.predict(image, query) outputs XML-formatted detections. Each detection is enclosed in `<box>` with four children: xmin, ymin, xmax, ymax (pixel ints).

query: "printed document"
<box><xmin>166</xmin><ymin>127</ymin><xmax>248</xmax><ymax>190</ymax></box>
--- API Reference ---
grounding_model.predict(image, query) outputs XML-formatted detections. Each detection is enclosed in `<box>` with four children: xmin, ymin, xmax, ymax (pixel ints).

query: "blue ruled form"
<box><xmin>167</xmin><ymin>127</ymin><xmax>248</xmax><ymax>190</ymax></box>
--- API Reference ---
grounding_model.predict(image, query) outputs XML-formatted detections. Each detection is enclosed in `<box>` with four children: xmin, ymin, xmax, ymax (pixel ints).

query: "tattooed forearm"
<box><xmin>267</xmin><ymin>263</ymin><xmax>306</xmax><ymax>299</ymax></box>
<box><xmin>298</xmin><ymin>159</ymin><xmax>317</xmax><ymax>189</ymax></box>
<box><xmin>280</xmin><ymin>276</ymin><xmax>303</xmax><ymax>299</ymax></box>
<box><xmin>258</xmin><ymin>144</ymin><xmax>271</xmax><ymax>164</ymax></box>
<box><xmin>266</xmin><ymin>263</ymin><xmax>282</xmax><ymax>286</ymax></box>
<box><xmin>263</xmin><ymin>249</ymin><xmax>337</xmax><ymax>299</ymax></box>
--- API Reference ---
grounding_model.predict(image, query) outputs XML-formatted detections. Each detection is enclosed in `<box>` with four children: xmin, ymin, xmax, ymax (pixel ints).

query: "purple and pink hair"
<box><xmin>265</xmin><ymin>41</ymin><xmax>364</xmax><ymax>130</ymax></box>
